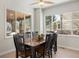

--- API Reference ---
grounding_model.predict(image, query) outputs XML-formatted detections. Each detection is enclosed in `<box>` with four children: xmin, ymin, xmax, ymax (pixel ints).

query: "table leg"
<box><xmin>31</xmin><ymin>47</ymin><xmax>36</xmax><ymax>58</ymax></box>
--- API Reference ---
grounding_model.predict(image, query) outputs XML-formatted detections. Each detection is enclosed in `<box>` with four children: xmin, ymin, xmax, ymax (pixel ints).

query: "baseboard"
<box><xmin>0</xmin><ymin>49</ymin><xmax>15</xmax><ymax>56</ymax></box>
<box><xmin>58</xmin><ymin>45</ymin><xmax>79</xmax><ymax>51</ymax></box>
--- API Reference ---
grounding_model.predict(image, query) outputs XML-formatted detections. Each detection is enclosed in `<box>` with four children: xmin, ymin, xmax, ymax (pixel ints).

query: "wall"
<box><xmin>0</xmin><ymin>0</ymin><xmax>34</xmax><ymax>56</ymax></box>
<box><xmin>44</xmin><ymin>0</ymin><xmax>79</xmax><ymax>16</ymax></box>
<box><xmin>34</xmin><ymin>8</ymin><xmax>40</xmax><ymax>32</ymax></box>
<box><xmin>43</xmin><ymin>0</ymin><xmax>79</xmax><ymax>51</ymax></box>
<box><xmin>58</xmin><ymin>35</ymin><xmax>79</xmax><ymax>51</ymax></box>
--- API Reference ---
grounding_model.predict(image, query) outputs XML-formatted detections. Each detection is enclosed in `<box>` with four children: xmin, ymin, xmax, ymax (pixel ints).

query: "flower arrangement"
<box><xmin>37</xmin><ymin>34</ymin><xmax>44</xmax><ymax>41</ymax></box>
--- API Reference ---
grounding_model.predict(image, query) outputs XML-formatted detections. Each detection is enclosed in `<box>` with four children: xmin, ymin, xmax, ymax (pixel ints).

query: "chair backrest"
<box><xmin>13</xmin><ymin>34</ymin><xmax>24</xmax><ymax>51</ymax></box>
<box><xmin>53</xmin><ymin>32</ymin><xmax>57</xmax><ymax>41</ymax></box>
<box><xmin>45</xmin><ymin>33</ymin><xmax>57</xmax><ymax>50</ymax></box>
<box><xmin>24</xmin><ymin>32</ymin><xmax>31</xmax><ymax>39</ymax></box>
<box><xmin>32</xmin><ymin>32</ymin><xmax>38</xmax><ymax>38</ymax></box>
<box><xmin>45</xmin><ymin>34</ymin><xmax>51</xmax><ymax>41</ymax></box>
<box><xmin>45</xmin><ymin>34</ymin><xmax>53</xmax><ymax>50</ymax></box>
<box><xmin>50</xmin><ymin>32</ymin><xmax>57</xmax><ymax>51</ymax></box>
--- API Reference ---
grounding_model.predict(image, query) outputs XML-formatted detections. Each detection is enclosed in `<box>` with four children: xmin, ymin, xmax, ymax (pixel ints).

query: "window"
<box><xmin>72</xmin><ymin>12</ymin><xmax>79</xmax><ymax>35</ymax></box>
<box><xmin>45</xmin><ymin>15</ymin><xmax>61</xmax><ymax>33</ymax></box>
<box><xmin>6</xmin><ymin>9</ymin><xmax>15</xmax><ymax>36</ymax></box>
<box><xmin>46</xmin><ymin>16</ymin><xmax>52</xmax><ymax>32</ymax></box>
<box><xmin>60</xmin><ymin>13</ymin><xmax>72</xmax><ymax>34</ymax></box>
<box><xmin>53</xmin><ymin>15</ymin><xmax>61</xmax><ymax>31</ymax></box>
<box><xmin>6</xmin><ymin>9</ymin><xmax>31</xmax><ymax>36</ymax></box>
<box><xmin>45</xmin><ymin>11</ymin><xmax>79</xmax><ymax>35</ymax></box>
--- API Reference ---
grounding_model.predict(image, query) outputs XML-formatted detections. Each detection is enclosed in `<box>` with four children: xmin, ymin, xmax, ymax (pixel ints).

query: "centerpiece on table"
<box><xmin>37</xmin><ymin>33</ymin><xmax>44</xmax><ymax>41</ymax></box>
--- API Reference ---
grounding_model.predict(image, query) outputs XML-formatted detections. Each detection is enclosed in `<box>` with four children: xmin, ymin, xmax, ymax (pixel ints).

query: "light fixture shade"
<box><xmin>39</xmin><ymin>2</ymin><xmax>44</xmax><ymax>5</ymax></box>
<box><xmin>30</xmin><ymin>0</ymin><xmax>54</xmax><ymax>6</ymax></box>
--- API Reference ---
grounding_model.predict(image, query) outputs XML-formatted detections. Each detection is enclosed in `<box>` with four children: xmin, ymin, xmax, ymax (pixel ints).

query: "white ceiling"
<box><xmin>18</xmin><ymin>0</ymin><xmax>73</xmax><ymax>8</ymax></box>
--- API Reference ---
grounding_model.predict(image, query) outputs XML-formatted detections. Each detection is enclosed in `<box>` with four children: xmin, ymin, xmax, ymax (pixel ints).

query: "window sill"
<box><xmin>58</xmin><ymin>34</ymin><xmax>79</xmax><ymax>37</ymax></box>
<box><xmin>5</xmin><ymin>32</ymin><xmax>16</xmax><ymax>39</ymax></box>
<box><xmin>5</xmin><ymin>35</ymin><xmax>13</xmax><ymax>39</ymax></box>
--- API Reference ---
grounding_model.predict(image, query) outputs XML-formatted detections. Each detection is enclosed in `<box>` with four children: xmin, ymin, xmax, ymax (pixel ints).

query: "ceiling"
<box><xmin>18</xmin><ymin>0</ymin><xmax>72</xmax><ymax>8</ymax></box>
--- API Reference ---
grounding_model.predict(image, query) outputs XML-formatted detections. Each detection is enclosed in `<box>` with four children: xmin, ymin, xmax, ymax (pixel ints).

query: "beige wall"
<box><xmin>0</xmin><ymin>0</ymin><xmax>34</xmax><ymax>56</ymax></box>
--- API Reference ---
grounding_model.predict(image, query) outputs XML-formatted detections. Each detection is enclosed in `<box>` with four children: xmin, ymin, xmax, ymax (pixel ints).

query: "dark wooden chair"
<box><xmin>13</xmin><ymin>34</ymin><xmax>32</xmax><ymax>58</ymax></box>
<box><xmin>36</xmin><ymin>32</ymin><xmax>58</xmax><ymax>58</ymax></box>
<box><xmin>32</xmin><ymin>32</ymin><xmax>38</xmax><ymax>38</ymax></box>
<box><xmin>52</xmin><ymin>32</ymin><xmax>57</xmax><ymax>54</ymax></box>
<box><xmin>36</xmin><ymin>34</ymin><xmax>54</xmax><ymax>58</ymax></box>
<box><xmin>46</xmin><ymin>32</ymin><xmax>57</xmax><ymax>54</ymax></box>
<box><xmin>24</xmin><ymin>32</ymin><xmax>31</xmax><ymax>38</ymax></box>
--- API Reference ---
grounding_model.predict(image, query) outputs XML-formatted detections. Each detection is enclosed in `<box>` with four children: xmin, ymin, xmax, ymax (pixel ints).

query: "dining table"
<box><xmin>24</xmin><ymin>38</ymin><xmax>46</xmax><ymax>58</ymax></box>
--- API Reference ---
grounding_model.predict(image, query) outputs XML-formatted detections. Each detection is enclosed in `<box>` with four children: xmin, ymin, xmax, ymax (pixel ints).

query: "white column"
<box><xmin>31</xmin><ymin>9</ymin><xmax>34</xmax><ymax>32</ymax></box>
<box><xmin>31</xmin><ymin>9</ymin><xmax>35</xmax><ymax>39</ymax></box>
<box><xmin>39</xmin><ymin>8</ymin><xmax>44</xmax><ymax>34</ymax></box>
<box><xmin>43</xmin><ymin>11</ymin><xmax>46</xmax><ymax>35</ymax></box>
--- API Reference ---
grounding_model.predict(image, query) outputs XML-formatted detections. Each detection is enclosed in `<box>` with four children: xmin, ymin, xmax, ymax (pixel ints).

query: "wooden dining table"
<box><xmin>24</xmin><ymin>38</ymin><xmax>46</xmax><ymax>58</ymax></box>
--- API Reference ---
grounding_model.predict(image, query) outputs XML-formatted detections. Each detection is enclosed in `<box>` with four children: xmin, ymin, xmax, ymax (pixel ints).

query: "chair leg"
<box><xmin>42</xmin><ymin>49</ymin><xmax>45</xmax><ymax>58</ymax></box>
<box><xmin>16</xmin><ymin>51</ymin><xmax>18</xmax><ymax>58</ymax></box>
<box><xmin>54</xmin><ymin>51</ymin><xmax>56</xmax><ymax>54</ymax></box>
<box><xmin>48</xmin><ymin>50</ymin><xmax>52</xmax><ymax>58</ymax></box>
<box><xmin>54</xmin><ymin>41</ymin><xmax>57</xmax><ymax>53</ymax></box>
<box><xmin>50</xmin><ymin>51</ymin><xmax>52</xmax><ymax>58</ymax></box>
<box><xmin>48</xmin><ymin>51</ymin><xmax>50</xmax><ymax>58</ymax></box>
<box><xmin>42</xmin><ymin>51</ymin><xmax>45</xmax><ymax>58</ymax></box>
